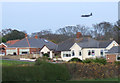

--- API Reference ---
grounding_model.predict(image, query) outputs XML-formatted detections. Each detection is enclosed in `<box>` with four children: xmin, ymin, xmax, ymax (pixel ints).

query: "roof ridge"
<box><xmin>26</xmin><ymin>37</ymin><xmax>31</xmax><ymax>47</ymax></box>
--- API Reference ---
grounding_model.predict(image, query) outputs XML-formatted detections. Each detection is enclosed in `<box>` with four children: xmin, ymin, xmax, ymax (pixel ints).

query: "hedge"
<box><xmin>65</xmin><ymin>63</ymin><xmax>119</xmax><ymax>80</ymax></box>
<box><xmin>82</xmin><ymin>58</ymin><xmax>107</xmax><ymax>65</ymax></box>
<box><xmin>2</xmin><ymin>62</ymin><xmax>70</xmax><ymax>81</ymax></box>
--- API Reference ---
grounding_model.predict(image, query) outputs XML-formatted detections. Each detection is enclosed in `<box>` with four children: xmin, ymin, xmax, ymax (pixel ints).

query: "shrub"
<box><xmin>35</xmin><ymin>57</ymin><xmax>48</xmax><ymax>65</ymax></box>
<box><xmin>69</xmin><ymin>58</ymin><xmax>82</xmax><ymax>62</ymax></box>
<box><xmin>48</xmin><ymin>58</ymin><xmax>51</xmax><ymax>60</ymax></box>
<box><xmin>94</xmin><ymin>58</ymin><xmax>107</xmax><ymax>65</ymax></box>
<box><xmin>43</xmin><ymin>53</ymin><xmax>49</xmax><ymax>57</ymax></box>
<box><xmin>82</xmin><ymin>58</ymin><xmax>94</xmax><ymax>63</ymax></box>
<box><xmin>65</xmin><ymin>63</ymin><xmax>118</xmax><ymax>80</ymax></box>
<box><xmin>82</xmin><ymin>58</ymin><xmax>107</xmax><ymax>65</ymax></box>
<box><xmin>114</xmin><ymin>61</ymin><xmax>120</xmax><ymax>65</ymax></box>
<box><xmin>2</xmin><ymin>63</ymin><xmax>70</xmax><ymax>81</ymax></box>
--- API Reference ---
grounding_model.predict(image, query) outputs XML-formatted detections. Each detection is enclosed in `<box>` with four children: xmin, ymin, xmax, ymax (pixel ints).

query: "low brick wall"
<box><xmin>2</xmin><ymin>54</ymin><xmax>40</xmax><ymax>60</ymax></box>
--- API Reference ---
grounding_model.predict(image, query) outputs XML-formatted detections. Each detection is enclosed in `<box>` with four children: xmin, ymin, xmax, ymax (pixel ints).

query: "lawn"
<box><xmin>0</xmin><ymin>60</ymin><xmax>34</xmax><ymax>66</ymax></box>
<box><xmin>1</xmin><ymin>59</ymin><xmax>119</xmax><ymax>83</ymax></box>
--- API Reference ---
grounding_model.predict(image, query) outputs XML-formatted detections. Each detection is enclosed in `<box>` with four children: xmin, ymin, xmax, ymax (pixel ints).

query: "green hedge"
<box><xmin>2</xmin><ymin>62</ymin><xmax>70</xmax><ymax>81</ymax></box>
<box><xmin>82</xmin><ymin>58</ymin><xmax>107</xmax><ymax>65</ymax></box>
<box><xmin>68</xmin><ymin>58</ymin><xmax>82</xmax><ymax>62</ymax></box>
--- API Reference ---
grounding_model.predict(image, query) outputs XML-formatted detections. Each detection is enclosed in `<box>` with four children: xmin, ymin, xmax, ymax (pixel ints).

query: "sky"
<box><xmin>1</xmin><ymin>2</ymin><xmax>118</xmax><ymax>34</ymax></box>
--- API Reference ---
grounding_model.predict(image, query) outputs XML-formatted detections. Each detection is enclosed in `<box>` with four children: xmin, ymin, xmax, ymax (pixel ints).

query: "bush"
<box><xmin>82</xmin><ymin>58</ymin><xmax>107</xmax><ymax>65</ymax></box>
<box><xmin>65</xmin><ymin>63</ymin><xmax>118</xmax><ymax>80</ymax></box>
<box><xmin>2</xmin><ymin>63</ymin><xmax>70</xmax><ymax>81</ymax></box>
<box><xmin>43</xmin><ymin>53</ymin><xmax>49</xmax><ymax>57</ymax></box>
<box><xmin>82</xmin><ymin>58</ymin><xmax>93</xmax><ymax>63</ymax></box>
<box><xmin>69</xmin><ymin>58</ymin><xmax>82</xmax><ymax>62</ymax></box>
<box><xmin>35</xmin><ymin>57</ymin><xmax>48</xmax><ymax>65</ymax></box>
<box><xmin>114</xmin><ymin>61</ymin><xmax>120</xmax><ymax>65</ymax></box>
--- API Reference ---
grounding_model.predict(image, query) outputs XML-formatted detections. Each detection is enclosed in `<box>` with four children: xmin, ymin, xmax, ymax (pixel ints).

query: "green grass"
<box><xmin>0</xmin><ymin>60</ymin><xmax>34</xmax><ymax>66</ymax></box>
<box><xmin>70</xmin><ymin>78</ymin><xmax>119</xmax><ymax>81</ymax></box>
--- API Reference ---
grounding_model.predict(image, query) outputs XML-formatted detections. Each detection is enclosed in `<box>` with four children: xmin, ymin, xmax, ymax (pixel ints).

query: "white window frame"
<box><xmin>116</xmin><ymin>54</ymin><xmax>120</xmax><ymax>61</ymax></box>
<box><xmin>91</xmin><ymin>50</ymin><xmax>95</xmax><ymax>56</ymax></box>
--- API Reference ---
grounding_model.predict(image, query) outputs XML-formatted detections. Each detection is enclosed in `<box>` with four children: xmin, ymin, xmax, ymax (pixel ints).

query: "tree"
<box><xmin>56</xmin><ymin>25</ymin><xmax>91</xmax><ymax>37</ymax></box>
<box><xmin>3</xmin><ymin>29</ymin><xmax>25</xmax><ymax>41</ymax></box>
<box><xmin>93</xmin><ymin>22</ymin><xmax>113</xmax><ymax>40</ymax></box>
<box><xmin>113</xmin><ymin>20</ymin><xmax>120</xmax><ymax>44</ymax></box>
<box><xmin>2</xmin><ymin>28</ymin><xmax>12</xmax><ymax>36</ymax></box>
<box><xmin>2</xmin><ymin>37</ymin><xmax>7</xmax><ymax>43</ymax></box>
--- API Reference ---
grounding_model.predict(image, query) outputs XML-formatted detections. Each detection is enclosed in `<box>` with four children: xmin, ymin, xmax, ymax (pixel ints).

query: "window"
<box><xmin>22</xmin><ymin>52</ymin><xmax>28</xmax><ymax>54</ymax></box>
<box><xmin>63</xmin><ymin>54</ymin><xmax>71</xmax><ymax>57</ymax></box>
<box><xmin>100</xmin><ymin>50</ymin><xmax>104</xmax><ymax>56</ymax></box>
<box><xmin>13</xmin><ymin>52</ymin><xmax>17</xmax><ymax>55</ymax></box>
<box><xmin>117</xmin><ymin>55</ymin><xmax>120</xmax><ymax>60</ymax></box>
<box><xmin>72</xmin><ymin>51</ymin><xmax>75</xmax><ymax>56</ymax></box>
<box><xmin>88</xmin><ymin>50</ymin><xmax>91</xmax><ymax>56</ymax></box>
<box><xmin>79</xmin><ymin>50</ymin><xmax>81</xmax><ymax>56</ymax></box>
<box><xmin>68</xmin><ymin>54</ymin><xmax>71</xmax><ymax>57</ymax></box>
<box><xmin>63</xmin><ymin>54</ymin><xmax>66</xmax><ymax>57</ymax></box>
<box><xmin>47</xmin><ymin>52</ymin><xmax>50</xmax><ymax>54</ymax></box>
<box><xmin>92</xmin><ymin>50</ymin><xmax>95</xmax><ymax>56</ymax></box>
<box><xmin>44</xmin><ymin>39</ymin><xmax>49</xmax><ymax>43</ymax></box>
<box><xmin>41</xmin><ymin>52</ymin><xmax>44</xmax><ymax>54</ymax></box>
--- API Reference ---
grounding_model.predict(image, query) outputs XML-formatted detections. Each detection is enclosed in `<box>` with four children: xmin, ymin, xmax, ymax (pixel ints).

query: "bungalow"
<box><xmin>0</xmin><ymin>43</ymin><xmax>7</xmax><ymax>56</ymax></box>
<box><xmin>106</xmin><ymin>46</ymin><xmax>120</xmax><ymax>62</ymax></box>
<box><xmin>5</xmin><ymin>32</ymin><xmax>119</xmax><ymax>62</ymax></box>
<box><xmin>6</xmin><ymin>34</ymin><xmax>57</xmax><ymax>59</ymax></box>
<box><xmin>54</xmin><ymin>32</ymin><xmax>119</xmax><ymax>61</ymax></box>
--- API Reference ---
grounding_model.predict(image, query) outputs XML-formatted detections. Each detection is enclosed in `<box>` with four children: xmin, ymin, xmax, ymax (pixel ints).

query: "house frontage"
<box><xmin>4</xmin><ymin>32</ymin><xmax>119</xmax><ymax>62</ymax></box>
<box><xmin>0</xmin><ymin>43</ymin><xmax>7</xmax><ymax>56</ymax></box>
<box><xmin>55</xmin><ymin>34</ymin><xmax>119</xmax><ymax>61</ymax></box>
<box><xmin>6</xmin><ymin>35</ymin><xmax>57</xmax><ymax>59</ymax></box>
<box><xmin>106</xmin><ymin>46</ymin><xmax>120</xmax><ymax>62</ymax></box>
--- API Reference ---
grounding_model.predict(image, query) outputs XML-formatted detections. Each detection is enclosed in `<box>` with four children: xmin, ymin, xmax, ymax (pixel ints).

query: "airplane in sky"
<box><xmin>81</xmin><ymin>13</ymin><xmax>92</xmax><ymax>17</ymax></box>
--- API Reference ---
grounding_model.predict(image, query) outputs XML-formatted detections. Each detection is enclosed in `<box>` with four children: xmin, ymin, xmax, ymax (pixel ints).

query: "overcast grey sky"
<box><xmin>2</xmin><ymin>2</ymin><xmax>118</xmax><ymax>34</ymax></box>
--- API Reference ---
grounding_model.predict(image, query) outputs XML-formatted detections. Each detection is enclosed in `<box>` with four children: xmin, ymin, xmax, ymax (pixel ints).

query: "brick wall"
<box><xmin>29</xmin><ymin>48</ymin><xmax>40</xmax><ymax>54</ymax></box>
<box><xmin>106</xmin><ymin>54</ymin><xmax>116</xmax><ymax>63</ymax></box>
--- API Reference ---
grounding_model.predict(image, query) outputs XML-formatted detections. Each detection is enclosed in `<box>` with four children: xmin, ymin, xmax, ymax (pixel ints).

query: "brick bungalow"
<box><xmin>106</xmin><ymin>46</ymin><xmax>120</xmax><ymax>62</ymax></box>
<box><xmin>6</xmin><ymin>35</ymin><xmax>57</xmax><ymax>58</ymax></box>
<box><xmin>0</xmin><ymin>43</ymin><xmax>7</xmax><ymax>55</ymax></box>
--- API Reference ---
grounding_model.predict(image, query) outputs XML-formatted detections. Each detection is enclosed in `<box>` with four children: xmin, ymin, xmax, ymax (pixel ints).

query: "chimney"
<box><xmin>25</xmin><ymin>33</ymin><xmax>27</xmax><ymax>38</ymax></box>
<box><xmin>34</xmin><ymin>35</ymin><xmax>38</xmax><ymax>39</ymax></box>
<box><xmin>76</xmin><ymin>32</ymin><xmax>82</xmax><ymax>38</ymax></box>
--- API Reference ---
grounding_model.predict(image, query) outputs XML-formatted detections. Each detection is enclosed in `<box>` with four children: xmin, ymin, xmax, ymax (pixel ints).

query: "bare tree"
<box><xmin>56</xmin><ymin>25</ymin><xmax>91</xmax><ymax>37</ymax></box>
<box><xmin>93</xmin><ymin>22</ymin><xmax>113</xmax><ymax>40</ymax></box>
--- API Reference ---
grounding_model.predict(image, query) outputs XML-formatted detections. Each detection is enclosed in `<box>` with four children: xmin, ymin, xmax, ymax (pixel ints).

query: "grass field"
<box><xmin>1</xmin><ymin>60</ymin><xmax>119</xmax><ymax>83</ymax></box>
<box><xmin>0</xmin><ymin>60</ymin><xmax>34</xmax><ymax>66</ymax></box>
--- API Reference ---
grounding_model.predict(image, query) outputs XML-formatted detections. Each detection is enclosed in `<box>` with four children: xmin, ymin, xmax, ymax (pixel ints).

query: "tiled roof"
<box><xmin>56</xmin><ymin>37</ymin><xmax>114</xmax><ymax>51</ymax></box>
<box><xmin>106</xmin><ymin>46</ymin><xmax>120</xmax><ymax>53</ymax></box>
<box><xmin>99</xmin><ymin>41</ymin><xmax>113</xmax><ymax>48</ymax></box>
<box><xmin>6</xmin><ymin>40</ymin><xmax>20</xmax><ymax>46</ymax></box>
<box><xmin>9</xmin><ymin>37</ymin><xmax>57</xmax><ymax>50</ymax></box>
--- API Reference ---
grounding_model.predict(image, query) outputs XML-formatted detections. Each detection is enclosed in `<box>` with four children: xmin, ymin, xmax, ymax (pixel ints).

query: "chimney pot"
<box><xmin>35</xmin><ymin>35</ymin><xmax>38</xmax><ymax>39</ymax></box>
<box><xmin>25</xmin><ymin>34</ymin><xmax>27</xmax><ymax>38</ymax></box>
<box><xmin>76</xmin><ymin>32</ymin><xmax>82</xmax><ymax>38</ymax></box>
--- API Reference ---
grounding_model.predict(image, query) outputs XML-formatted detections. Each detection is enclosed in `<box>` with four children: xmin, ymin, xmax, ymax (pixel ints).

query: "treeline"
<box><xmin>1</xmin><ymin>20</ymin><xmax>120</xmax><ymax>44</ymax></box>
